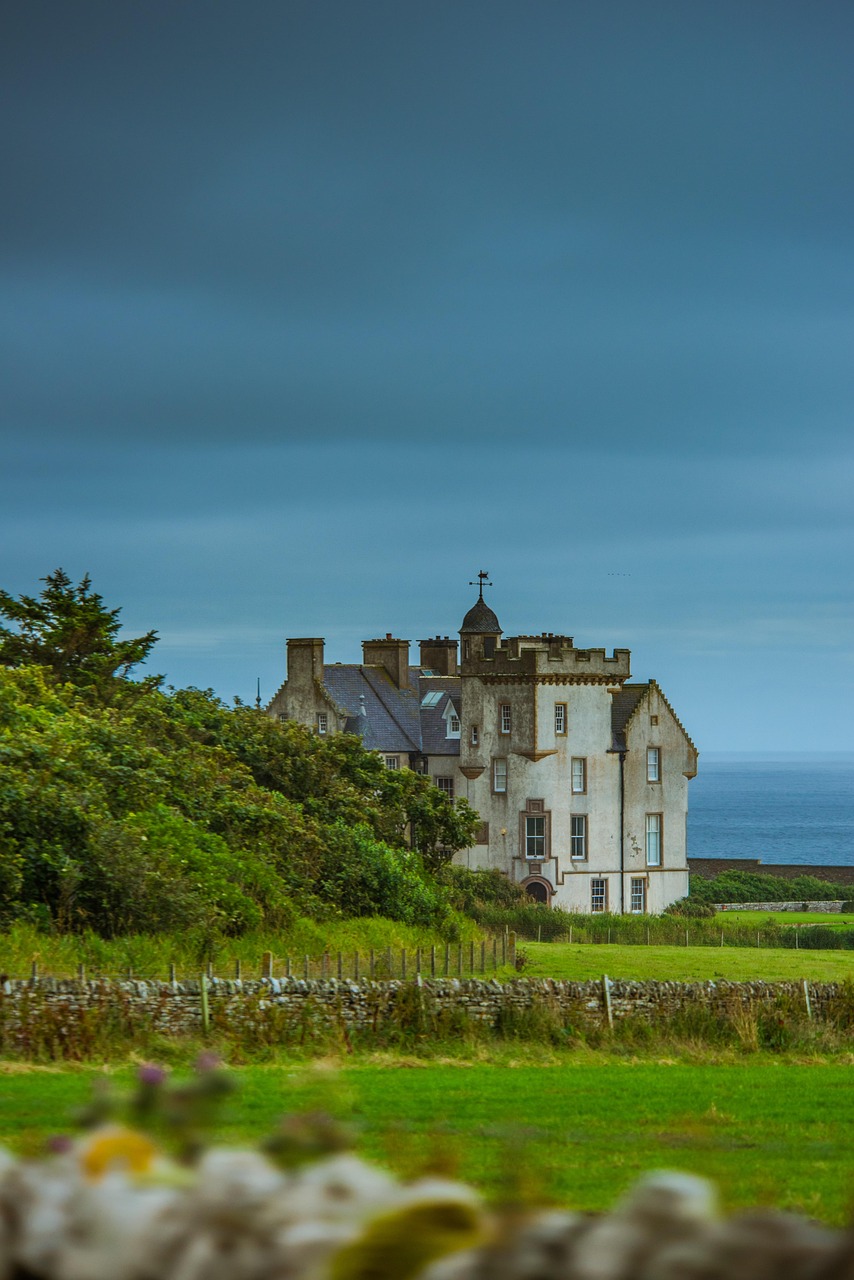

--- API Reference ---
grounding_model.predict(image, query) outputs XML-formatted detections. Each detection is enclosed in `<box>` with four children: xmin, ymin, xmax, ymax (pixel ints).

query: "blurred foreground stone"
<box><xmin>0</xmin><ymin>1132</ymin><xmax>852</xmax><ymax>1280</ymax></box>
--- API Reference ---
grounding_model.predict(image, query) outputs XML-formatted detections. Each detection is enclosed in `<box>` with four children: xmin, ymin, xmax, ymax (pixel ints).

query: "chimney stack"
<box><xmin>362</xmin><ymin>636</ymin><xmax>410</xmax><ymax>688</ymax></box>
<box><xmin>419</xmin><ymin>636</ymin><xmax>458</xmax><ymax>676</ymax></box>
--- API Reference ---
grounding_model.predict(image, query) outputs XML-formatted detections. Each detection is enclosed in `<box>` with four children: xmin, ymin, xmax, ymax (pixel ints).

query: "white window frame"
<box><xmin>645</xmin><ymin>813</ymin><xmax>662</xmax><ymax>866</ymax></box>
<box><xmin>434</xmin><ymin>776</ymin><xmax>455</xmax><ymax>800</ymax></box>
<box><xmin>570</xmin><ymin>813</ymin><xmax>587</xmax><ymax>860</ymax></box>
<box><xmin>499</xmin><ymin>704</ymin><xmax>512</xmax><ymax>735</ymax></box>
<box><xmin>278</xmin><ymin>713</ymin><xmax>287</xmax><ymax>723</ymax></box>
<box><xmin>492</xmin><ymin>757</ymin><xmax>508</xmax><ymax>793</ymax></box>
<box><xmin>317</xmin><ymin>712</ymin><xmax>328</xmax><ymax>736</ymax></box>
<box><xmin>525</xmin><ymin>815</ymin><xmax>546</xmax><ymax>860</ymax></box>
<box><xmin>449</xmin><ymin>714</ymin><xmax>460</xmax><ymax>734</ymax></box>
<box><xmin>554</xmin><ymin>703</ymin><xmax>566</xmax><ymax>735</ymax></box>
<box><xmin>630</xmin><ymin>877</ymin><xmax>647</xmax><ymax>914</ymax></box>
<box><xmin>571</xmin><ymin>757</ymin><xmax>586</xmax><ymax>794</ymax></box>
<box><xmin>470</xmin><ymin>725</ymin><xmax>479</xmax><ymax>747</ymax></box>
<box><xmin>647</xmin><ymin>747</ymin><xmax>661</xmax><ymax>782</ymax></box>
<box><xmin>591</xmin><ymin>878</ymin><xmax>607</xmax><ymax>914</ymax></box>
<box><xmin>385</xmin><ymin>756</ymin><xmax>399</xmax><ymax>771</ymax></box>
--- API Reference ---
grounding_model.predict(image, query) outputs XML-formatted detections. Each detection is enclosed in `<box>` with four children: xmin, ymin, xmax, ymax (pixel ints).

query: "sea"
<box><xmin>687</xmin><ymin>755</ymin><xmax>854</xmax><ymax>868</ymax></box>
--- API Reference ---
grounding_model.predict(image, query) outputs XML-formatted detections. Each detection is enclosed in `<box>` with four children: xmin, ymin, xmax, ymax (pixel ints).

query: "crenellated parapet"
<box><xmin>461</xmin><ymin>633</ymin><xmax>631</xmax><ymax>685</ymax></box>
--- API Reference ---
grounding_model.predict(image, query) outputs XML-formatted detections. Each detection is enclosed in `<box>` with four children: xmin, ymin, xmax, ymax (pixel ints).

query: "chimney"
<box><xmin>362</xmin><ymin>636</ymin><xmax>410</xmax><ymax>688</ymax></box>
<box><xmin>419</xmin><ymin>636</ymin><xmax>458</xmax><ymax>676</ymax></box>
<box><xmin>286</xmin><ymin>638</ymin><xmax>325</xmax><ymax>687</ymax></box>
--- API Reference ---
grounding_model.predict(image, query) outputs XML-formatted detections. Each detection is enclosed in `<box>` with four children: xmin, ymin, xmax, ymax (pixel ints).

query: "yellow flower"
<box><xmin>80</xmin><ymin>1127</ymin><xmax>157</xmax><ymax>1181</ymax></box>
<box><xmin>329</xmin><ymin>1197</ymin><xmax>483</xmax><ymax>1280</ymax></box>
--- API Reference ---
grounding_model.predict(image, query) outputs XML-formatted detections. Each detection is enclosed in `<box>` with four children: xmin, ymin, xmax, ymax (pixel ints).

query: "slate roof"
<box><xmin>460</xmin><ymin>597</ymin><xmax>502</xmax><ymax>634</ymax></box>
<box><xmin>609</xmin><ymin>683</ymin><xmax>650</xmax><ymax>751</ymax></box>
<box><xmin>322</xmin><ymin>665</ymin><xmax>461</xmax><ymax>757</ymax></box>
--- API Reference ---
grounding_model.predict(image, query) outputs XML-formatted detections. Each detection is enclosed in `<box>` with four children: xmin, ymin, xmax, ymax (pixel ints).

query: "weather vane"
<box><xmin>469</xmin><ymin>570</ymin><xmax>492</xmax><ymax>601</ymax></box>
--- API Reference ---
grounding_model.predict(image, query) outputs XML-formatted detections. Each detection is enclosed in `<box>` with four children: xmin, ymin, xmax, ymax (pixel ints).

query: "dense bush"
<box><xmin>690</xmin><ymin>870</ymin><xmax>850</xmax><ymax>904</ymax></box>
<box><xmin>0</xmin><ymin>573</ymin><xmax>481</xmax><ymax>937</ymax></box>
<box><xmin>664</xmin><ymin>897</ymin><xmax>717</xmax><ymax>919</ymax></box>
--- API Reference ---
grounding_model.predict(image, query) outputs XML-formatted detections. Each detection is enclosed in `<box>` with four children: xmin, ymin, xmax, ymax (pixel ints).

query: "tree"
<box><xmin>0</xmin><ymin>569</ymin><xmax>159</xmax><ymax>699</ymax></box>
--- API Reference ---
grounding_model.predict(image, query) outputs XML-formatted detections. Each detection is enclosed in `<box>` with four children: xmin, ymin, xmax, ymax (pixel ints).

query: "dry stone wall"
<box><xmin>714</xmin><ymin>900</ymin><xmax>846</xmax><ymax>911</ymax></box>
<box><xmin>0</xmin><ymin>974</ymin><xmax>844</xmax><ymax>1046</ymax></box>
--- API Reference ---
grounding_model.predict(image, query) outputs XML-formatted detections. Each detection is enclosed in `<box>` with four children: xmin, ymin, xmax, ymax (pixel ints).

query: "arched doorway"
<box><xmin>523</xmin><ymin>878</ymin><xmax>551</xmax><ymax>905</ymax></box>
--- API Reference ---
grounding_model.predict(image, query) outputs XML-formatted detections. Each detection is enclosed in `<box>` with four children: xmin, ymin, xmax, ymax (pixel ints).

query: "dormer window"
<box><xmin>442</xmin><ymin>702</ymin><xmax>461</xmax><ymax>740</ymax></box>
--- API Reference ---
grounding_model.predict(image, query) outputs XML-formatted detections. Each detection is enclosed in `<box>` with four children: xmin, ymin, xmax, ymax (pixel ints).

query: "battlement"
<box><xmin>461</xmin><ymin>633</ymin><xmax>631</xmax><ymax>682</ymax></box>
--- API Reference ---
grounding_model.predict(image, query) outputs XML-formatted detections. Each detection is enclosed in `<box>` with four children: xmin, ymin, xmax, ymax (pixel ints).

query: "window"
<box><xmin>554</xmin><ymin>703</ymin><xmax>566</xmax><ymax>735</ymax></box>
<box><xmin>470</xmin><ymin>725</ymin><xmax>479</xmax><ymax>747</ymax></box>
<box><xmin>499</xmin><ymin>704</ymin><xmax>512</xmax><ymax>734</ymax></box>
<box><xmin>449</xmin><ymin>714</ymin><xmax>460</xmax><ymax>734</ymax></box>
<box><xmin>645</xmin><ymin>813</ymin><xmax>662</xmax><ymax>865</ymax></box>
<box><xmin>591</xmin><ymin>878</ymin><xmax>608</xmax><ymax>913</ymax></box>
<box><xmin>278</xmin><ymin>713</ymin><xmax>287</xmax><ymax>723</ymax></box>
<box><xmin>421</xmin><ymin>690</ymin><xmax>444</xmax><ymax>708</ymax></box>
<box><xmin>385</xmin><ymin>756</ymin><xmax>399</xmax><ymax>771</ymax></box>
<box><xmin>525</xmin><ymin>816</ymin><xmax>545</xmax><ymax>859</ymax></box>
<box><xmin>570</xmin><ymin>814</ymin><xmax>587</xmax><ymax>859</ymax></box>
<box><xmin>571</xmin><ymin>757</ymin><xmax>586</xmax><ymax>794</ymax></box>
<box><xmin>492</xmin><ymin>757</ymin><xmax>508</xmax><ymax>793</ymax></box>
<box><xmin>647</xmin><ymin>747</ymin><xmax>660</xmax><ymax>782</ymax></box>
<box><xmin>435</xmin><ymin>776</ymin><xmax>455</xmax><ymax>800</ymax></box>
<box><xmin>317</xmin><ymin>712</ymin><xmax>328</xmax><ymax>735</ymax></box>
<box><xmin>630</xmin><ymin>878</ymin><xmax>647</xmax><ymax>913</ymax></box>
<box><xmin>650</xmin><ymin>715</ymin><xmax>659</xmax><ymax>726</ymax></box>
<box><xmin>462</xmin><ymin>640</ymin><xmax>470</xmax><ymax>660</ymax></box>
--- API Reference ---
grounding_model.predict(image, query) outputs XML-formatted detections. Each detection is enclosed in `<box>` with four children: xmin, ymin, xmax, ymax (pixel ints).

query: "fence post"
<box><xmin>685</xmin><ymin>930</ymin><xmax>689</xmax><ymax>948</ymax></box>
<box><xmin>569</xmin><ymin>925</ymin><xmax>573</xmax><ymax>945</ymax></box>
<box><xmin>501</xmin><ymin>934</ymin><xmax>507</xmax><ymax>966</ymax></box>
<box><xmin>479</xmin><ymin>941</ymin><xmax>485</xmax><ymax>973</ymax></box>
<box><xmin>401</xmin><ymin>948</ymin><xmax>407</xmax><ymax>980</ymax></box>
<box><xmin>303</xmin><ymin>955</ymin><xmax>309</xmax><ymax>980</ymax></box>
<box><xmin>492</xmin><ymin>938</ymin><xmax>497</xmax><ymax>971</ymax></box>
<box><xmin>199</xmin><ymin>974</ymin><xmax>210</xmax><ymax>1034</ymax></box>
<box><xmin>509</xmin><ymin>931</ymin><xmax>517</xmax><ymax>970</ymax></box>
<box><xmin>169</xmin><ymin>962</ymin><xmax>176</xmax><ymax>986</ymax></box>
<box><xmin>646</xmin><ymin>928</ymin><xmax>650</xmax><ymax>946</ymax></box>
<box><xmin>416</xmin><ymin>947</ymin><xmax>422</xmax><ymax>975</ymax></box>
<box><xmin>537</xmin><ymin>924</ymin><xmax>542</xmax><ymax>943</ymax></box>
<box><xmin>370</xmin><ymin>949</ymin><xmax>375</xmax><ymax>979</ymax></box>
<box><xmin>457</xmin><ymin>944</ymin><xmax>463</xmax><ymax>976</ymax></box>
<box><xmin>803</xmin><ymin>979</ymin><xmax>813</xmax><ymax>1020</ymax></box>
<box><xmin>354</xmin><ymin>951</ymin><xmax>359</xmax><ymax>980</ymax></box>
<box><xmin>285</xmin><ymin>956</ymin><xmax>291</xmax><ymax>978</ymax></box>
<box><xmin>337</xmin><ymin>951</ymin><xmax>343</xmax><ymax>980</ymax></box>
<box><xmin>386</xmin><ymin>947</ymin><xmax>393</xmax><ymax>978</ymax></box>
<box><xmin>720</xmin><ymin>929</ymin><xmax>724</xmax><ymax>947</ymax></box>
<box><xmin>796</xmin><ymin>930</ymin><xmax>799</xmax><ymax>950</ymax></box>
<box><xmin>77</xmin><ymin>963</ymin><xmax>85</xmax><ymax>981</ymax></box>
<box><xmin>757</xmin><ymin>931</ymin><xmax>761</xmax><ymax>949</ymax></box>
<box><xmin>206</xmin><ymin>961</ymin><xmax>213</xmax><ymax>980</ymax></box>
<box><xmin>262</xmin><ymin>951</ymin><xmax>273</xmax><ymax>980</ymax></box>
<box><xmin>322</xmin><ymin>951</ymin><xmax>328</xmax><ymax>980</ymax></box>
<box><xmin>607</xmin><ymin>928</ymin><xmax>611</xmax><ymax>945</ymax></box>
<box><xmin>602</xmin><ymin>974</ymin><xmax>613</xmax><ymax>1029</ymax></box>
<box><xmin>234</xmin><ymin>958</ymin><xmax>242</xmax><ymax>980</ymax></box>
<box><xmin>469</xmin><ymin>941</ymin><xmax>475</xmax><ymax>974</ymax></box>
<box><xmin>444</xmin><ymin>943</ymin><xmax>450</xmax><ymax>976</ymax></box>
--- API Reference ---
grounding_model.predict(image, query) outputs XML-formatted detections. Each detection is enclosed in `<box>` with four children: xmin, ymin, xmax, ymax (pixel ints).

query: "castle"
<box><xmin>267</xmin><ymin>578</ymin><xmax>698</xmax><ymax>914</ymax></box>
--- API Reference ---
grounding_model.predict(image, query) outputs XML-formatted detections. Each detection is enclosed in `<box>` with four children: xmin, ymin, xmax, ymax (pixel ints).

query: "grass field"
<box><xmin>2</xmin><ymin>1061</ymin><xmax>853</xmax><ymax>1224</ymax></box>
<box><xmin>521</xmin><ymin>941</ymin><xmax>854</xmax><ymax>982</ymax></box>
<box><xmin>720</xmin><ymin>911</ymin><xmax>854</xmax><ymax>929</ymax></box>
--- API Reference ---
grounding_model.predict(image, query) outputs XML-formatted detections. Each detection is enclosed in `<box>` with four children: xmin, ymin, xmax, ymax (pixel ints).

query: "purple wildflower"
<box><xmin>137</xmin><ymin>1063</ymin><xmax>168</xmax><ymax>1086</ymax></box>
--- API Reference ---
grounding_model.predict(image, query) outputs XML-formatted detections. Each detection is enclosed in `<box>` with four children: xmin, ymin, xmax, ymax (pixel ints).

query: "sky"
<box><xmin>2</xmin><ymin>1</ymin><xmax>853</xmax><ymax>752</ymax></box>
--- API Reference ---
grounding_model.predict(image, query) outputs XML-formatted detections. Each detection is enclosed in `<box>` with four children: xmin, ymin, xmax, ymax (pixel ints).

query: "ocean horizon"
<box><xmin>687</xmin><ymin>755</ymin><xmax>854</xmax><ymax>868</ymax></box>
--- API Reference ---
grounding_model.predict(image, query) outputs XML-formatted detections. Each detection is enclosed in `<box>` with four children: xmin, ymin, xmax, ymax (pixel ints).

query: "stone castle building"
<box><xmin>267</xmin><ymin>581</ymin><xmax>698</xmax><ymax>914</ymax></box>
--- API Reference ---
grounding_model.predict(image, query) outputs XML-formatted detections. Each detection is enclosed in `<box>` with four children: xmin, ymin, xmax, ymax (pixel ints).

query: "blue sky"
<box><xmin>2</xmin><ymin>1</ymin><xmax>853</xmax><ymax>751</ymax></box>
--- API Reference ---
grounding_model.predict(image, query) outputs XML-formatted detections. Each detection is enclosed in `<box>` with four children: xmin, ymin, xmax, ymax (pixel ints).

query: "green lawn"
<box><xmin>720</xmin><ymin>911</ymin><xmax>854</xmax><ymax>929</ymax></box>
<box><xmin>2</xmin><ymin>1062</ymin><xmax>853</xmax><ymax>1224</ymax></box>
<box><xmin>521</xmin><ymin>941</ymin><xmax>854</xmax><ymax>982</ymax></box>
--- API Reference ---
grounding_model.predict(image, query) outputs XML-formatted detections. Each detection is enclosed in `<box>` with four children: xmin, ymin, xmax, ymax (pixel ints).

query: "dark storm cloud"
<box><xmin>3</xmin><ymin>2</ymin><xmax>854</xmax><ymax>452</ymax></box>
